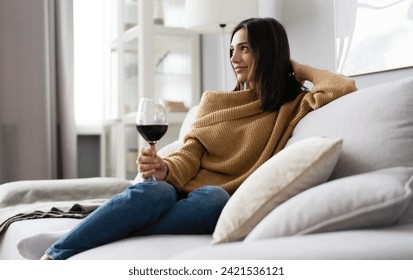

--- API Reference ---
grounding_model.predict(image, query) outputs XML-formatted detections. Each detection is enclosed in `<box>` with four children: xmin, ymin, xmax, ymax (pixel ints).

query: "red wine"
<box><xmin>136</xmin><ymin>124</ymin><xmax>168</xmax><ymax>144</ymax></box>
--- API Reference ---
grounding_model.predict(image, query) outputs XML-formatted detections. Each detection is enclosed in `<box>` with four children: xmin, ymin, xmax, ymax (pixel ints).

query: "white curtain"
<box><xmin>0</xmin><ymin>0</ymin><xmax>77</xmax><ymax>183</ymax></box>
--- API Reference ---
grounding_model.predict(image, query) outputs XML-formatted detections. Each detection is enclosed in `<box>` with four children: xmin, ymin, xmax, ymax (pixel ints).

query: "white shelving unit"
<box><xmin>101</xmin><ymin>0</ymin><xmax>201</xmax><ymax>180</ymax></box>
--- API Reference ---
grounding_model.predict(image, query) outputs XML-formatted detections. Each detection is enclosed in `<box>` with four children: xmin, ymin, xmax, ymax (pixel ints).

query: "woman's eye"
<box><xmin>241</xmin><ymin>46</ymin><xmax>249</xmax><ymax>52</ymax></box>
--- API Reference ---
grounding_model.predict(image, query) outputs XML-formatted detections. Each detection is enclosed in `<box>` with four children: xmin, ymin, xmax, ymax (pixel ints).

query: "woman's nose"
<box><xmin>231</xmin><ymin>50</ymin><xmax>240</xmax><ymax>63</ymax></box>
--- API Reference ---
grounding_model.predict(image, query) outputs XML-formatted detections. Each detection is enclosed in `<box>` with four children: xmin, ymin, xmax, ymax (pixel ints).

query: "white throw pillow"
<box><xmin>286</xmin><ymin>76</ymin><xmax>413</xmax><ymax>180</ymax></box>
<box><xmin>211</xmin><ymin>136</ymin><xmax>343</xmax><ymax>244</ymax></box>
<box><xmin>245</xmin><ymin>167</ymin><xmax>413</xmax><ymax>241</ymax></box>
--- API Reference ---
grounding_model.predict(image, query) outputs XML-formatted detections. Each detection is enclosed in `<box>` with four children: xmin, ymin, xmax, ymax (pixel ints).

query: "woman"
<box><xmin>42</xmin><ymin>18</ymin><xmax>356</xmax><ymax>260</ymax></box>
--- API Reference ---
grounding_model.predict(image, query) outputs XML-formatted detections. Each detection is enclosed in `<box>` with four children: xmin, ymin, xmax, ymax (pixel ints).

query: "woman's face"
<box><xmin>230</xmin><ymin>28</ymin><xmax>254</xmax><ymax>87</ymax></box>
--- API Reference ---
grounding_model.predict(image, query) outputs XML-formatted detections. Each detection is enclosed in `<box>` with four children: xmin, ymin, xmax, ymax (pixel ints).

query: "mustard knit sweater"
<box><xmin>164</xmin><ymin>70</ymin><xmax>356</xmax><ymax>195</ymax></box>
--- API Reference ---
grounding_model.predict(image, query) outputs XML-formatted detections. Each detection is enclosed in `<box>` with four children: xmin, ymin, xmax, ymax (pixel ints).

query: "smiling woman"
<box><xmin>230</xmin><ymin>18</ymin><xmax>305</xmax><ymax>112</ymax></box>
<box><xmin>73</xmin><ymin>0</ymin><xmax>105</xmax><ymax>134</ymax></box>
<box><xmin>230</xmin><ymin>28</ymin><xmax>254</xmax><ymax>88</ymax></box>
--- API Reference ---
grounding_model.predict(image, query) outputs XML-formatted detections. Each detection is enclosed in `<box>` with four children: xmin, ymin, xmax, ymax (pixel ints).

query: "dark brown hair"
<box><xmin>230</xmin><ymin>18</ymin><xmax>307</xmax><ymax>112</ymax></box>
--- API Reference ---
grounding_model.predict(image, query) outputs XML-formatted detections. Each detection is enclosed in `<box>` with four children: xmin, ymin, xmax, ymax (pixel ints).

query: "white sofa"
<box><xmin>1</xmin><ymin>75</ymin><xmax>413</xmax><ymax>260</ymax></box>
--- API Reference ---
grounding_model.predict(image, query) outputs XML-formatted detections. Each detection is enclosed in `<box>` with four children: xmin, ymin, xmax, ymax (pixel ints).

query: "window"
<box><xmin>73</xmin><ymin>0</ymin><xmax>105</xmax><ymax>134</ymax></box>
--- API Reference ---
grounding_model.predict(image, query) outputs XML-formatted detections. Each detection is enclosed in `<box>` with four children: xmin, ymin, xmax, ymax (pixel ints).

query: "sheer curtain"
<box><xmin>0</xmin><ymin>0</ymin><xmax>77</xmax><ymax>183</ymax></box>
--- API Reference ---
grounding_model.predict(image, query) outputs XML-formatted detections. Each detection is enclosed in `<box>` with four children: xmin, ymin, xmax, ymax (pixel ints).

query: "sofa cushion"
<box><xmin>173</xmin><ymin>223</ymin><xmax>413</xmax><ymax>260</ymax></box>
<box><xmin>245</xmin><ymin>167</ymin><xmax>413</xmax><ymax>241</ymax></box>
<box><xmin>211</xmin><ymin>136</ymin><xmax>343</xmax><ymax>244</ymax></box>
<box><xmin>286</xmin><ymin>76</ymin><xmax>413</xmax><ymax>180</ymax></box>
<box><xmin>179</xmin><ymin>105</ymin><xmax>199</xmax><ymax>139</ymax></box>
<box><xmin>11</xmin><ymin>218</ymin><xmax>211</xmax><ymax>260</ymax></box>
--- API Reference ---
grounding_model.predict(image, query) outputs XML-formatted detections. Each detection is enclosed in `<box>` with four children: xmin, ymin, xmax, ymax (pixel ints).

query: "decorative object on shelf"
<box><xmin>163</xmin><ymin>100</ymin><xmax>188</xmax><ymax>112</ymax></box>
<box><xmin>154</xmin><ymin>0</ymin><xmax>164</xmax><ymax>25</ymax></box>
<box><xmin>155</xmin><ymin>51</ymin><xmax>170</xmax><ymax>72</ymax></box>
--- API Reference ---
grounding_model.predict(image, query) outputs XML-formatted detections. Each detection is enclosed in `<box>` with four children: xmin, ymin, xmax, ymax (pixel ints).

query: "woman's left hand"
<box><xmin>291</xmin><ymin>59</ymin><xmax>305</xmax><ymax>84</ymax></box>
<box><xmin>291</xmin><ymin>59</ymin><xmax>319</xmax><ymax>84</ymax></box>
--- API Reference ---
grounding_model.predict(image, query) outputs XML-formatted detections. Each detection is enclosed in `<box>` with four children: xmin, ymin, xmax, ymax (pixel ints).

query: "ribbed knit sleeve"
<box><xmin>163</xmin><ymin>137</ymin><xmax>205</xmax><ymax>190</ymax></box>
<box><xmin>303</xmin><ymin>70</ymin><xmax>356</xmax><ymax>109</ymax></box>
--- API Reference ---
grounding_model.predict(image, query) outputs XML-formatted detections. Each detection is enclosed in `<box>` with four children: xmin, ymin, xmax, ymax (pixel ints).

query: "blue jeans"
<box><xmin>45</xmin><ymin>181</ymin><xmax>229</xmax><ymax>260</ymax></box>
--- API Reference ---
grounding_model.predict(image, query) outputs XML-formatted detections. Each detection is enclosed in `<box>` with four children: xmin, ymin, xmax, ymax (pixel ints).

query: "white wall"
<box><xmin>202</xmin><ymin>0</ymin><xmax>413</xmax><ymax>91</ymax></box>
<box><xmin>268</xmin><ymin>0</ymin><xmax>336</xmax><ymax>71</ymax></box>
<box><xmin>201</xmin><ymin>34</ymin><xmax>231</xmax><ymax>92</ymax></box>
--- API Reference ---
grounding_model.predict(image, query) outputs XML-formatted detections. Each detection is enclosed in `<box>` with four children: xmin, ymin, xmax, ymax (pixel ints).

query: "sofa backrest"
<box><xmin>286</xmin><ymin>76</ymin><xmax>413</xmax><ymax>180</ymax></box>
<box><xmin>179</xmin><ymin>105</ymin><xmax>199</xmax><ymax>140</ymax></box>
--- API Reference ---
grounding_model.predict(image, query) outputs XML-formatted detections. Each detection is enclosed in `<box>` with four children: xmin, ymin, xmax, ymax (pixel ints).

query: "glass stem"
<box><xmin>149</xmin><ymin>143</ymin><xmax>156</xmax><ymax>181</ymax></box>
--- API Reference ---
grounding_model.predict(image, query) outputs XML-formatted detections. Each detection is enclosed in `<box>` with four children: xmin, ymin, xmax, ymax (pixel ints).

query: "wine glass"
<box><xmin>136</xmin><ymin>98</ymin><xmax>168</xmax><ymax>181</ymax></box>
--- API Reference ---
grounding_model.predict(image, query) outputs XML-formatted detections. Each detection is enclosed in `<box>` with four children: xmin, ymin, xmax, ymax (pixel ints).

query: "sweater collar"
<box><xmin>192</xmin><ymin>89</ymin><xmax>264</xmax><ymax>128</ymax></box>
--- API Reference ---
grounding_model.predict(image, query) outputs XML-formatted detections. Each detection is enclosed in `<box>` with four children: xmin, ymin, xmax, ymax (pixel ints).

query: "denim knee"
<box><xmin>128</xmin><ymin>181</ymin><xmax>176</xmax><ymax>200</ymax></box>
<box><xmin>196</xmin><ymin>186</ymin><xmax>230</xmax><ymax>207</ymax></box>
<box><xmin>112</xmin><ymin>181</ymin><xmax>177</xmax><ymax>213</ymax></box>
<box><xmin>130</xmin><ymin>185</ymin><xmax>230</xmax><ymax>236</ymax></box>
<box><xmin>188</xmin><ymin>186</ymin><xmax>230</xmax><ymax>215</ymax></box>
<box><xmin>188</xmin><ymin>186</ymin><xmax>230</xmax><ymax>232</ymax></box>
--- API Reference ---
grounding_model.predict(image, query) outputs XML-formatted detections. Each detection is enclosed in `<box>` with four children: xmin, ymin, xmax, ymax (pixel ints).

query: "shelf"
<box><xmin>120</xmin><ymin>24</ymin><xmax>197</xmax><ymax>44</ymax></box>
<box><xmin>103</xmin><ymin>118</ymin><xmax>121</xmax><ymax>126</ymax></box>
<box><xmin>101</xmin><ymin>0</ymin><xmax>200</xmax><ymax>180</ymax></box>
<box><xmin>76</xmin><ymin>123</ymin><xmax>103</xmax><ymax>135</ymax></box>
<box><xmin>154</xmin><ymin>25</ymin><xmax>198</xmax><ymax>36</ymax></box>
<box><xmin>122</xmin><ymin>25</ymin><xmax>139</xmax><ymax>43</ymax></box>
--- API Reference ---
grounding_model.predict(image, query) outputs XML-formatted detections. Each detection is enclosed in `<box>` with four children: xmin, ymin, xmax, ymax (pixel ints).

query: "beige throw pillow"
<box><xmin>245</xmin><ymin>167</ymin><xmax>413</xmax><ymax>241</ymax></box>
<box><xmin>211</xmin><ymin>136</ymin><xmax>343</xmax><ymax>244</ymax></box>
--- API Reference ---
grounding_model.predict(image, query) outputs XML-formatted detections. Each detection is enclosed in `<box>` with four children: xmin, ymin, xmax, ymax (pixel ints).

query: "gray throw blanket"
<box><xmin>0</xmin><ymin>177</ymin><xmax>132</xmax><ymax>233</ymax></box>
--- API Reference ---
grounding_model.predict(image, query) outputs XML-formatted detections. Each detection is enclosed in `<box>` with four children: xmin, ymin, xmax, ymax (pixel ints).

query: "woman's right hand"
<box><xmin>136</xmin><ymin>146</ymin><xmax>168</xmax><ymax>180</ymax></box>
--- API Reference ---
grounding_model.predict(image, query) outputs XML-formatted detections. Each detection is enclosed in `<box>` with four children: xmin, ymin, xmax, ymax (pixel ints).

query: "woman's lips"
<box><xmin>234</xmin><ymin>66</ymin><xmax>247</xmax><ymax>73</ymax></box>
